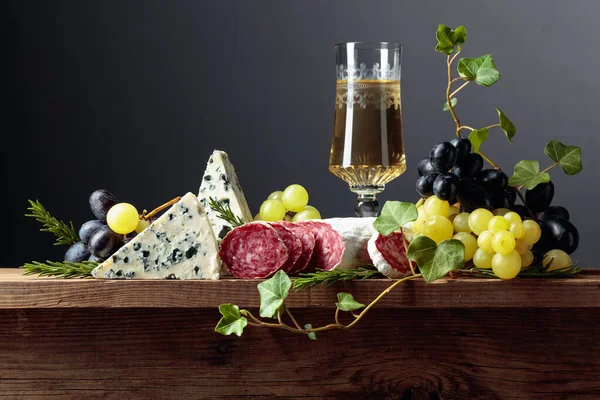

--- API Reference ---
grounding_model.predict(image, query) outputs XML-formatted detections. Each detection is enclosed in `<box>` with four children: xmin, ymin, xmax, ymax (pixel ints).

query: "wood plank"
<box><xmin>1</xmin><ymin>268</ymin><xmax>599</xmax><ymax>309</ymax></box>
<box><xmin>0</xmin><ymin>307</ymin><xmax>599</xmax><ymax>399</ymax></box>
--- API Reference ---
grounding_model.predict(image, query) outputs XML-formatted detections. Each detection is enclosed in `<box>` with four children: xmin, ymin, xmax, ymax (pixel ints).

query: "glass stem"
<box><xmin>355</xmin><ymin>193</ymin><xmax>379</xmax><ymax>217</ymax></box>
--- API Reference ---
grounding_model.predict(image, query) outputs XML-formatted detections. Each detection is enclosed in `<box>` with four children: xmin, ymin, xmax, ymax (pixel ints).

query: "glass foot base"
<box><xmin>354</xmin><ymin>194</ymin><xmax>380</xmax><ymax>217</ymax></box>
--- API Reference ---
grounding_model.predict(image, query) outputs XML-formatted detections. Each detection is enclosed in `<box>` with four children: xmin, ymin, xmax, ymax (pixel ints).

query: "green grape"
<box><xmin>515</xmin><ymin>238</ymin><xmax>532</xmax><ymax>254</ymax></box>
<box><xmin>503</xmin><ymin>211</ymin><xmax>522</xmax><ymax>225</ymax></box>
<box><xmin>448</xmin><ymin>205</ymin><xmax>460</xmax><ymax>218</ymax></box>
<box><xmin>284</xmin><ymin>213</ymin><xmax>293</xmax><ymax>221</ymax></box>
<box><xmin>493</xmin><ymin>208</ymin><xmax>510</xmax><ymax>216</ymax></box>
<box><xmin>453</xmin><ymin>212</ymin><xmax>471</xmax><ymax>233</ymax></box>
<box><xmin>543</xmin><ymin>249</ymin><xmax>572</xmax><ymax>271</ymax></box>
<box><xmin>509</xmin><ymin>221</ymin><xmax>526</xmax><ymax>239</ymax></box>
<box><xmin>473</xmin><ymin>248</ymin><xmax>494</xmax><ymax>269</ymax></box>
<box><xmin>259</xmin><ymin>199</ymin><xmax>286</xmax><ymax>221</ymax></box>
<box><xmin>488</xmin><ymin>216</ymin><xmax>509</xmax><ymax>234</ymax></box>
<box><xmin>282</xmin><ymin>184</ymin><xmax>309</xmax><ymax>212</ymax></box>
<box><xmin>453</xmin><ymin>232</ymin><xmax>477</xmax><ymax>261</ymax></box>
<box><xmin>135</xmin><ymin>219</ymin><xmax>150</xmax><ymax>234</ymax></box>
<box><xmin>423</xmin><ymin>196</ymin><xmax>450</xmax><ymax>217</ymax></box>
<box><xmin>522</xmin><ymin>220</ymin><xmax>542</xmax><ymax>245</ymax></box>
<box><xmin>477</xmin><ymin>230</ymin><xmax>495</xmax><ymax>254</ymax></box>
<box><xmin>292</xmin><ymin>206</ymin><xmax>321</xmax><ymax>221</ymax></box>
<box><xmin>413</xmin><ymin>206</ymin><xmax>428</xmax><ymax>233</ymax></box>
<box><xmin>107</xmin><ymin>203</ymin><xmax>139</xmax><ymax>234</ymax></box>
<box><xmin>423</xmin><ymin>215</ymin><xmax>454</xmax><ymax>244</ymax></box>
<box><xmin>520</xmin><ymin>250</ymin><xmax>534</xmax><ymax>269</ymax></box>
<box><xmin>492</xmin><ymin>251</ymin><xmax>521</xmax><ymax>279</ymax></box>
<box><xmin>254</xmin><ymin>213</ymin><xmax>262</xmax><ymax>221</ymax></box>
<box><xmin>268</xmin><ymin>191</ymin><xmax>284</xmax><ymax>201</ymax></box>
<box><xmin>468</xmin><ymin>208</ymin><xmax>493</xmax><ymax>235</ymax></box>
<box><xmin>492</xmin><ymin>230</ymin><xmax>516</xmax><ymax>255</ymax></box>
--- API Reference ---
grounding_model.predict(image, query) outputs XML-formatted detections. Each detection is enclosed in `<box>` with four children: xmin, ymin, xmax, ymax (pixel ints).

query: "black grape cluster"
<box><xmin>519</xmin><ymin>182</ymin><xmax>579</xmax><ymax>257</ymax></box>
<box><xmin>416</xmin><ymin>137</ymin><xmax>514</xmax><ymax>212</ymax></box>
<box><xmin>64</xmin><ymin>190</ymin><xmax>128</xmax><ymax>264</ymax></box>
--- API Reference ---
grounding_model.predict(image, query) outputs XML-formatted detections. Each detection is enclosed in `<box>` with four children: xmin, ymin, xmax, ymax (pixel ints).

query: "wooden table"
<box><xmin>1</xmin><ymin>268</ymin><xmax>599</xmax><ymax>399</ymax></box>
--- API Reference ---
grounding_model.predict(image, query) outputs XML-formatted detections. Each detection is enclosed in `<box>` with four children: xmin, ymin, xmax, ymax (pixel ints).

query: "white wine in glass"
<box><xmin>329</xmin><ymin>42</ymin><xmax>406</xmax><ymax>217</ymax></box>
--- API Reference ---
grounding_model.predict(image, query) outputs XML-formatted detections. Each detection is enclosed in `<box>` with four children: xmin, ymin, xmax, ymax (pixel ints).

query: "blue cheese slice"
<box><xmin>91</xmin><ymin>192</ymin><xmax>221</xmax><ymax>280</ymax></box>
<box><xmin>197</xmin><ymin>150</ymin><xmax>253</xmax><ymax>240</ymax></box>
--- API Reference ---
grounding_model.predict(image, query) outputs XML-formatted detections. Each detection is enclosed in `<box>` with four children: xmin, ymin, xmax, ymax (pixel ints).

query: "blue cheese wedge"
<box><xmin>197</xmin><ymin>150</ymin><xmax>253</xmax><ymax>239</ymax></box>
<box><xmin>91</xmin><ymin>192</ymin><xmax>221</xmax><ymax>280</ymax></box>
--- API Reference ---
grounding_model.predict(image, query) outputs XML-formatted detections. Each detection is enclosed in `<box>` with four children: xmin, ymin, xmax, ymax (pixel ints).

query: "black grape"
<box><xmin>429</xmin><ymin>142</ymin><xmax>458</xmax><ymax>171</ymax></box>
<box><xmin>79</xmin><ymin>220</ymin><xmax>105</xmax><ymax>244</ymax></box>
<box><xmin>89</xmin><ymin>225</ymin><xmax>123</xmax><ymax>259</ymax></box>
<box><xmin>531</xmin><ymin>222</ymin><xmax>553</xmax><ymax>258</ymax></box>
<box><xmin>450</xmin><ymin>137</ymin><xmax>472</xmax><ymax>162</ymax></box>
<box><xmin>454</xmin><ymin>153</ymin><xmax>483</xmax><ymax>177</ymax></box>
<box><xmin>433</xmin><ymin>173</ymin><xmax>459</xmax><ymax>201</ymax></box>
<box><xmin>88</xmin><ymin>255</ymin><xmax>105</xmax><ymax>263</ymax></box>
<box><xmin>525</xmin><ymin>181</ymin><xmax>554</xmax><ymax>213</ymax></box>
<box><xmin>513</xmin><ymin>204</ymin><xmax>531</xmax><ymax>220</ymax></box>
<box><xmin>64</xmin><ymin>242</ymin><xmax>91</xmax><ymax>263</ymax></box>
<box><xmin>416</xmin><ymin>172</ymin><xmax>440</xmax><ymax>197</ymax></box>
<box><xmin>89</xmin><ymin>189</ymin><xmax>118</xmax><ymax>223</ymax></box>
<box><xmin>457</xmin><ymin>178</ymin><xmax>494</xmax><ymax>212</ymax></box>
<box><xmin>545</xmin><ymin>217</ymin><xmax>579</xmax><ymax>254</ymax></box>
<box><xmin>537</xmin><ymin>205</ymin><xmax>570</xmax><ymax>221</ymax></box>
<box><xmin>417</xmin><ymin>158</ymin><xmax>440</xmax><ymax>176</ymax></box>
<box><xmin>477</xmin><ymin>169</ymin><xmax>508</xmax><ymax>192</ymax></box>
<box><xmin>492</xmin><ymin>187</ymin><xmax>517</xmax><ymax>210</ymax></box>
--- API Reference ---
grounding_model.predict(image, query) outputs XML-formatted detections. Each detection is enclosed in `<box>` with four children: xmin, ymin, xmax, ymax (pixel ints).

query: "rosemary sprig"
<box><xmin>462</xmin><ymin>260</ymin><xmax>581</xmax><ymax>279</ymax></box>
<box><xmin>20</xmin><ymin>261</ymin><xmax>97</xmax><ymax>278</ymax></box>
<box><xmin>209</xmin><ymin>197</ymin><xmax>245</xmax><ymax>228</ymax></box>
<box><xmin>292</xmin><ymin>265</ymin><xmax>386</xmax><ymax>291</ymax></box>
<box><xmin>25</xmin><ymin>200</ymin><xmax>79</xmax><ymax>246</ymax></box>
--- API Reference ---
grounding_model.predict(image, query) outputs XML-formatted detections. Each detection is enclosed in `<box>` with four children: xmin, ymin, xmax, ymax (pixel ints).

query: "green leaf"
<box><xmin>257</xmin><ymin>270</ymin><xmax>292</xmax><ymax>318</ymax></box>
<box><xmin>496</xmin><ymin>107</ymin><xmax>516</xmax><ymax>143</ymax></box>
<box><xmin>457</xmin><ymin>55</ymin><xmax>500</xmax><ymax>87</ymax></box>
<box><xmin>468</xmin><ymin>128</ymin><xmax>488</xmax><ymax>152</ymax></box>
<box><xmin>407</xmin><ymin>236</ymin><xmax>464</xmax><ymax>282</ymax></box>
<box><xmin>544</xmin><ymin>140</ymin><xmax>582</xmax><ymax>175</ymax></box>
<box><xmin>373</xmin><ymin>201</ymin><xmax>418</xmax><ymax>236</ymax></box>
<box><xmin>214</xmin><ymin>304</ymin><xmax>247</xmax><ymax>337</ymax></box>
<box><xmin>335</xmin><ymin>292</ymin><xmax>366</xmax><ymax>312</ymax></box>
<box><xmin>507</xmin><ymin>160</ymin><xmax>551</xmax><ymax>189</ymax></box>
<box><xmin>443</xmin><ymin>98</ymin><xmax>458</xmax><ymax>111</ymax></box>
<box><xmin>304</xmin><ymin>324</ymin><xmax>316</xmax><ymax>340</ymax></box>
<box><xmin>435</xmin><ymin>25</ymin><xmax>466</xmax><ymax>55</ymax></box>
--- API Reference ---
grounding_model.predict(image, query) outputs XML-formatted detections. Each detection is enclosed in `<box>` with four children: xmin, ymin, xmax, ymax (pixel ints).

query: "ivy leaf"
<box><xmin>335</xmin><ymin>292</ymin><xmax>366</xmax><ymax>312</ymax></box>
<box><xmin>214</xmin><ymin>304</ymin><xmax>247</xmax><ymax>337</ymax></box>
<box><xmin>457</xmin><ymin>55</ymin><xmax>501</xmax><ymax>87</ymax></box>
<box><xmin>468</xmin><ymin>128</ymin><xmax>488</xmax><ymax>152</ymax></box>
<box><xmin>496</xmin><ymin>107</ymin><xmax>516</xmax><ymax>143</ymax></box>
<box><xmin>257</xmin><ymin>270</ymin><xmax>292</xmax><ymax>319</ymax></box>
<box><xmin>407</xmin><ymin>236</ymin><xmax>464</xmax><ymax>282</ymax></box>
<box><xmin>443</xmin><ymin>98</ymin><xmax>458</xmax><ymax>111</ymax></box>
<box><xmin>435</xmin><ymin>25</ymin><xmax>466</xmax><ymax>55</ymax></box>
<box><xmin>373</xmin><ymin>201</ymin><xmax>418</xmax><ymax>236</ymax></box>
<box><xmin>544</xmin><ymin>140</ymin><xmax>582</xmax><ymax>175</ymax></box>
<box><xmin>507</xmin><ymin>160</ymin><xmax>551</xmax><ymax>189</ymax></box>
<box><xmin>304</xmin><ymin>324</ymin><xmax>316</xmax><ymax>340</ymax></box>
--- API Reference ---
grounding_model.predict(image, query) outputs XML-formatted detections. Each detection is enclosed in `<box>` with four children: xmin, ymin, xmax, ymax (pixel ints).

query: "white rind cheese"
<box><xmin>367</xmin><ymin>232</ymin><xmax>405</xmax><ymax>278</ymax></box>
<box><xmin>197</xmin><ymin>150</ymin><xmax>253</xmax><ymax>240</ymax></box>
<box><xmin>91</xmin><ymin>192</ymin><xmax>221</xmax><ymax>280</ymax></box>
<box><xmin>323</xmin><ymin>217</ymin><xmax>376</xmax><ymax>270</ymax></box>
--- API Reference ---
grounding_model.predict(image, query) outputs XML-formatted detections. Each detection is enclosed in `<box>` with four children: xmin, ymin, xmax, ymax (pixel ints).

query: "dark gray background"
<box><xmin>2</xmin><ymin>1</ymin><xmax>597</xmax><ymax>266</ymax></box>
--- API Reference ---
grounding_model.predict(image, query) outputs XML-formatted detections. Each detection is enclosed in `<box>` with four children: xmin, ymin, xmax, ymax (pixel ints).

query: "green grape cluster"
<box><xmin>257</xmin><ymin>184</ymin><xmax>321</xmax><ymax>222</ymax></box>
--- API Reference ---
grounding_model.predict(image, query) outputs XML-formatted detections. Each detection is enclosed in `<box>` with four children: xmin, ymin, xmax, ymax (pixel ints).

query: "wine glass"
<box><xmin>329</xmin><ymin>42</ymin><xmax>405</xmax><ymax>217</ymax></box>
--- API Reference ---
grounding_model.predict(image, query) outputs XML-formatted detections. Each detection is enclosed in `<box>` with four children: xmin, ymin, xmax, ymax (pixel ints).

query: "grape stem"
<box><xmin>446</xmin><ymin>54</ymin><xmax>462</xmax><ymax>136</ymax></box>
<box><xmin>141</xmin><ymin>196</ymin><xmax>182</xmax><ymax>222</ymax></box>
<box><xmin>477</xmin><ymin>151</ymin><xmax>500</xmax><ymax>169</ymax></box>
<box><xmin>401</xmin><ymin>228</ymin><xmax>417</xmax><ymax>276</ymax></box>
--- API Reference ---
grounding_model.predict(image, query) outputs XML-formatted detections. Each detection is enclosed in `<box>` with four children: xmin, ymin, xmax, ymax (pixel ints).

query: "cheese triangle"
<box><xmin>197</xmin><ymin>150</ymin><xmax>253</xmax><ymax>239</ymax></box>
<box><xmin>92</xmin><ymin>192</ymin><xmax>221</xmax><ymax>280</ymax></box>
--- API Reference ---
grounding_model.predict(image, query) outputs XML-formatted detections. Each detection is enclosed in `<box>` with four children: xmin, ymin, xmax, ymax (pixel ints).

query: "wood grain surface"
<box><xmin>1</xmin><ymin>307</ymin><xmax>599</xmax><ymax>399</ymax></box>
<box><xmin>2</xmin><ymin>268</ymin><xmax>600</xmax><ymax>309</ymax></box>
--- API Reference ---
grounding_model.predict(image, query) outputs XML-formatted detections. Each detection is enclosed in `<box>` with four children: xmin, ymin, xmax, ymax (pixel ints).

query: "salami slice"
<box><xmin>298</xmin><ymin>221</ymin><xmax>344</xmax><ymax>271</ymax></box>
<box><xmin>219</xmin><ymin>222</ymin><xmax>289</xmax><ymax>279</ymax></box>
<box><xmin>367</xmin><ymin>231</ymin><xmax>411</xmax><ymax>278</ymax></box>
<box><xmin>268</xmin><ymin>222</ymin><xmax>302</xmax><ymax>273</ymax></box>
<box><xmin>282</xmin><ymin>222</ymin><xmax>316</xmax><ymax>274</ymax></box>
